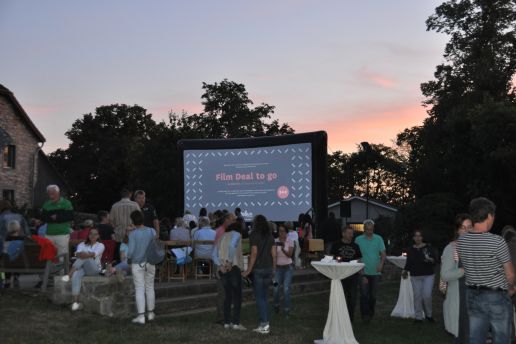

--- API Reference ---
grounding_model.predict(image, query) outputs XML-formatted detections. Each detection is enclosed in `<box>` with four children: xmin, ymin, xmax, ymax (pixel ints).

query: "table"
<box><xmin>386</xmin><ymin>256</ymin><xmax>415</xmax><ymax>319</ymax></box>
<box><xmin>311</xmin><ymin>261</ymin><xmax>364</xmax><ymax>344</ymax></box>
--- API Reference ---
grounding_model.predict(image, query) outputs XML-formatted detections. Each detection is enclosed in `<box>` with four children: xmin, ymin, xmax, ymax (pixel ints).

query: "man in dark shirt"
<box><xmin>331</xmin><ymin>225</ymin><xmax>362</xmax><ymax>322</ymax></box>
<box><xmin>96</xmin><ymin>210</ymin><xmax>114</xmax><ymax>241</ymax></box>
<box><xmin>134</xmin><ymin>190</ymin><xmax>159</xmax><ymax>233</ymax></box>
<box><xmin>323</xmin><ymin>212</ymin><xmax>341</xmax><ymax>254</ymax></box>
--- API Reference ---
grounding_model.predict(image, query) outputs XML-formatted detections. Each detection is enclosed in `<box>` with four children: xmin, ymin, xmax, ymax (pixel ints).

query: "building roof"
<box><xmin>328</xmin><ymin>196</ymin><xmax>398</xmax><ymax>212</ymax></box>
<box><xmin>0</xmin><ymin>84</ymin><xmax>46</xmax><ymax>143</ymax></box>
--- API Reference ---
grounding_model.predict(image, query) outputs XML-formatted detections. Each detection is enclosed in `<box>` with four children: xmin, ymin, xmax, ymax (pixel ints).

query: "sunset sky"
<box><xmin>0</xmin><ymin>0</ymin><xmax>448</xmax><ymax>154</ymax></box>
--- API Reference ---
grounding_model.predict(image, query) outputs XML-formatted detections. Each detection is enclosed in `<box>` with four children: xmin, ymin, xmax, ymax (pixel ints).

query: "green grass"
<box><xmin>0</xmin><ymin>280</ymin><xmax>452</xmax><ymax>344</ymax></box>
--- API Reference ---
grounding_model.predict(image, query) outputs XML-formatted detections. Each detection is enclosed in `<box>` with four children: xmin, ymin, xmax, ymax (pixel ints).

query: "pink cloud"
<box><xmin>359</xmin><ymin>68</ymin><xmax>397</xmax><ymax>89</ymax></box>
<box><xmin>291</xmin><ymin>103</ymin><xmax>428</xmax><ymax>153</ymax></box>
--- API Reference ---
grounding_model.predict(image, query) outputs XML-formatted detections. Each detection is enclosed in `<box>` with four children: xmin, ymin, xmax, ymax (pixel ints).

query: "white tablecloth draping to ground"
<box><xmin>311</xmin><ymin>261</ymin><xmax>365</xmax><ymax>344</ymax></box>
<box><xmin>386</xmin><ymin>256</ymin><xmax>415</xmax><ymax>319</ymax></box>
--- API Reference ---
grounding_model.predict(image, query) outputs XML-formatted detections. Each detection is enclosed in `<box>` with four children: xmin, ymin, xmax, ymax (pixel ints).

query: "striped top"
<box><xmin>457</xmin><ymin>232</ymin><xmax>511</xmax><ymax>289</ymax></box>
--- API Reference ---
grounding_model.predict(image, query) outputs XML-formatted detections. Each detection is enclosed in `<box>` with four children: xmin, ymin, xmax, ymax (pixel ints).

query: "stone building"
<box><xmin>0</xmin><ymin>84</ymin><xmax>68</xmax><ymax>209</ymax></box>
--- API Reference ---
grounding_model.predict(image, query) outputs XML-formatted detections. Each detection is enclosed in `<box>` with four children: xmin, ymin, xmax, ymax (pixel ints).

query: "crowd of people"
<box><xmin>2</xmin><ymin>187</ymin><xmax>516</xmax><ymax>342</ymax></box>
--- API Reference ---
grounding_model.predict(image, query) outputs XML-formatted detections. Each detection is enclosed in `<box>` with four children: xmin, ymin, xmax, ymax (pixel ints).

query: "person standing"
<box><xmin>354</xmin><ymin>219</ymin><xmax>386</xmax><ymax>322</ymax></box>
<box><xmin>127</xmin><ymin>210</ymin><xmax>157</xmax><ymax>325</ymax></box>
<box><xmin>331</xmin><ymin>225</ymin><xmax>362</xmax><ymax>322</ymax></box>
<box><xmin>214</xmin><ymin>212</ymin><xmax>236</xmax><ymax>324</ymax></box>
<box><xmin>242</xmin><ymin>214</ymin><xmax>276</xmax><ymax>334</ymax></box>
<box><xmin>41</xmin><ymin>185</ymin><xmax>74</xmax><ymax>258</ymax></box>
<box><xmin>441</xmin><ymin>213</ymin><xmax>472</xmax><ymax>343</ymax></box>
<box><xmin>133</xmin><ymin>190</ymin><xmax>159</xmax><ymax>235</ymax></box>
<box><xmin>273</xmin><ymin>224</ymin><xmax>294</xmax><ymax>318</ymax></box>
<box><xmin>96</xmin><ymin>211</ymin><xmax>115</xmax><ymax>241</ymax></box>
<box><xmin>457</xmin><ymin>197</ymin><xmax>515</xmax><ymax>344</ymax></box>
<box><xmin>403</xmin><ymin>230</ymin><xmax>437</xmax><ymax>323</ymax></box>
<box><xmin>212</xmin><ymin>222</ymin><xmax>246</xmax><ymax>330</ymax></box>
<box><xmin>109</xmin><ymin>188</ymin><xmax>140</xmax><ymax>242</ymax></box>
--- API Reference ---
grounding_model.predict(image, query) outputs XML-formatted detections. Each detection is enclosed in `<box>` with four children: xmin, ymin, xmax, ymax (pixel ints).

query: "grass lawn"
<box><xmin>0</xmin><ymin>280</ymin><xmax>452</xmax><ymax>344</ymax></box>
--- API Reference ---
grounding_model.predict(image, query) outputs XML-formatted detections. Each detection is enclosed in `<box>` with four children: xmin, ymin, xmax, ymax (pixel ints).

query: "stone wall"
<box><xmin>52</xmin><ymin>275</ymin><xmax>135</xmax><ymax>317</ymax></box>
<box><xmin>0</xmin><ymin>94</ymin><xmax>40</xmax><ymax>208</ymax></box>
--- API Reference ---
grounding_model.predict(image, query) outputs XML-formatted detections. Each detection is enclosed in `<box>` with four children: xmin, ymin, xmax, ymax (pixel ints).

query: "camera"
<box><xmin>272</xmin><ymin>280</ymin><xmax>279</xmax><ymax>287</ymax></box>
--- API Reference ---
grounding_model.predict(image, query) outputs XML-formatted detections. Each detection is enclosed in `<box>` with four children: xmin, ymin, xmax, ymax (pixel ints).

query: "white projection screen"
<box><xmin>178</xmin><ymin>132</ymin><xmax>327</xmax><ymax>223</ymax></box>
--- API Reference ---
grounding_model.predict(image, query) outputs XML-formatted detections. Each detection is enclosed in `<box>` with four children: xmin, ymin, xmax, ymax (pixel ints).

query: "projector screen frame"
<box><xmin>177</xmin><ymin>131</ymin><xmax>328</xmax><ymax>237</ymax></box>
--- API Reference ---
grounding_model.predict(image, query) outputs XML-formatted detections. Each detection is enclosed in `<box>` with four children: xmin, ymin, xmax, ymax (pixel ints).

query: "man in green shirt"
<box><xmin>354</xmin><ymin>219</ymin><xmax>386</xmax><ymax>322</ymax></box>
<box><xmin>42</xmin><ymin>184</ymin><xmax>74</xmax><ymax>257</ymax></box>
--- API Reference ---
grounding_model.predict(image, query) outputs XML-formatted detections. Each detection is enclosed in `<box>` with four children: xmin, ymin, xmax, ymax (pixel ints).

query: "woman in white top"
<box><xmin>441</xmin><ymin>213</ymin><xmax>472</xmax><ymax>342</ymax></box>
<box><xmin>273</xmin><ymin>224</ymin><xmax>294</xmax><ymax>318</ymax></box>
<box><xmin>62</xmin><ymin>228</ymin><xmax>105</xmax><ymax>311</ymax></box>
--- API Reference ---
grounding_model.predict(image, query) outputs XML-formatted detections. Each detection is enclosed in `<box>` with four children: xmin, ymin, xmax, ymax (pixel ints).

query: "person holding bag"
<box><xmin>127</xmin><ymin>210</ymin><xmax>157</xmax><ymax>325</ymax></box>
<box><xmin>212</xmin><ymin>222</ymin><xmax>246</xmax><ymax>330</ymax></box>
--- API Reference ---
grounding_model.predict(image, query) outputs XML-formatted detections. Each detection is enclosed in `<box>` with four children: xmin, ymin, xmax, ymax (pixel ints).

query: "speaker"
<box><xmin>340</xmin><ymin>200</ymin><xmax>351</xmax><ymax>218</ymax></box>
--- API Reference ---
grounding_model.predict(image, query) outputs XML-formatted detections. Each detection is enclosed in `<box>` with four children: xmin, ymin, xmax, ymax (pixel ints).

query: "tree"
<box><xmin>327</xmin><ymin>144</ymin><xmax>411</xmax><ymax>206</ymax></box>
<box><xmin>48</xmin><ymin>104</ymin><xmax>160</xmax><ymax>212</ymax></box>
<box><xmin>169</xmin><ymin>79</ymin><xmax>294</xmax><ymax>138</ymax></box>
<box><xmin>397</xmin><ymin>0</ymin><xmax>516</xmax><ymax>232</ymax></box>
<box><xmin>49</xmin><ymin>80</ymin><xmax>295</xmax><ymax>216</ymax></box>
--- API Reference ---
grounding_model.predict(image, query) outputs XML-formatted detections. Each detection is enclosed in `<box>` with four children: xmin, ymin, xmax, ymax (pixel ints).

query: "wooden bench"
<box><xmin>0</xmin><ymin>238</ymin><xmax>68</xmax><ymax>292</ymax></box>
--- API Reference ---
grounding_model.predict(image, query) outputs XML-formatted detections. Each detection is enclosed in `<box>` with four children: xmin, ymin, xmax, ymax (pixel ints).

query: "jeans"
<box><xmin>360</xmin><ymin>274</ymin><xmax>379</xmax><ymax>319</ymax></box>
<box><xmin>253</xmin><ymin>268</ymin><xmax>272</xmax><ymax>326</ymax></box>
<box><xmin>342</xmin><ymin>273</ymin><xmax>359</xmax><ymax>322</ymax></box>
<box><xmin>411</xmin><ymin>274</ymin><xmax>435</xmax><ymax>320</ymax></box>
<box><xmin>221</xmin><ymin>266</ymin><xmax>242</xmax><ymax>325</ymax></box>
<box><xmin>131</xmin><ymin>263</ymin><xmax>156</xmax><ymax>315</ymax></box>
<box><xmin>467</xmin><ymin>288</ymin><xmax>513</xmax><ymax>344</ymax></box>
<box><xmin>273</xmin><ymin>265</ymin><xmax>293</xmax><ymax>312</ymax></box>
<box><xmin>71</xmin><ymin>258</ymin><xmax>100</xmax><ymax>296</ymax></box>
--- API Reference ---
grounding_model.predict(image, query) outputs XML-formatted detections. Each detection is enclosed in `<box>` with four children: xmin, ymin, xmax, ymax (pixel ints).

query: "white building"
<box><xmin>327</xmin><ymin>196</ymin><xmax>398</xmax><ymax>232</ymax></box>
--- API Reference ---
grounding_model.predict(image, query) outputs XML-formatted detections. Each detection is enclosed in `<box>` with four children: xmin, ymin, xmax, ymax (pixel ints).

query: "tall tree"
<box><xmin>170</xmin><ymin>79</ymin><xmax>294</xmax><ymax>138</ymax></box>
<box><xmin>397</xmin><ymin>0</ymin><xmax>516</xmax><ymax>236</ymax></box>
<box><xmin>327</xmin><ymin>144</ymin><xmax>410</xmax><ymax>207</ymax></box>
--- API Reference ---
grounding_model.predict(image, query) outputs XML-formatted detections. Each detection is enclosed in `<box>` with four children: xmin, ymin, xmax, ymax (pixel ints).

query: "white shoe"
<box><xmin>61</xmin><ymin>275</ymin><xmax>70</xmax><ymax>282</ymax></box>
<box><xmin>232</xmin><ymin>324</ymin><xmax>246</xmax><ymax>330</ymax></box>
<box><xmin>132</xmin><ymin>315</ymin><xmax>145</xmax><ymax>325</ymax></box>
<box><xmin>147</xmin><ymin>312</ymin><xmax>155</xmax><ymax>321</ymax></box>
<box><xmin>253</xmin><ymin>324</ymin><xmax>270</xmax><ymax>334</ymax></box>
<box><xmin>71</xmin><ymin>302</ymin><xmax>80</xmax><ymax>311</ymax></box>
<box><xmin>224</xmin><ymin>323</ymin><xmax>233</xmax><ymax>329</ymax></box>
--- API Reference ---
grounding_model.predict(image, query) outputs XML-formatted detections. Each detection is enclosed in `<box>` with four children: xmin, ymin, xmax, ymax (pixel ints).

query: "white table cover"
<box><xmin>386</xmin><ymin>256</ymin><xmax>415</xmax><ymax>319</ymax></box>
<box><xmin>311</xmin><ymin>261</ymin><xmax>364</xmax><ymax>344</ymax></box>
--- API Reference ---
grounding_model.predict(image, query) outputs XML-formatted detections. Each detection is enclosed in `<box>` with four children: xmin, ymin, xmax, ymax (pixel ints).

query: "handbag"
<box><xmin>145</xmin><ymin>229</ymin><xmax>165</xmax><ymax>265</ymax></box>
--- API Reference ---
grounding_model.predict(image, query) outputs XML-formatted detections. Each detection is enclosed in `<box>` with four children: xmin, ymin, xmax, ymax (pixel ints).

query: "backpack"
<box><xmin>145</xmin><ymin>229</ymin><xmax>165</xmax><ymax>265</ymax></box>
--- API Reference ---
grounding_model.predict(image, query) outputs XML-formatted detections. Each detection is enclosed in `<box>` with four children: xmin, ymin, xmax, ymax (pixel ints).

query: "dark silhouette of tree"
<box><xmin>397</xmin><ymin>0</ymin><xmax>516</xmax><ymax>240</ymax></box>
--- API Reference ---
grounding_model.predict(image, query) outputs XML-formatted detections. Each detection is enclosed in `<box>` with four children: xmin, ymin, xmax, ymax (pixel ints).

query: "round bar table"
<box><xmin>311</xmin><ymin>261</ymin><xmax>364</xmax><ymax>344</ymax></box>
<box><xmin>386</xmin><ymin>256</ymin><xmax>415</xmax><ymax>318</ymax></box>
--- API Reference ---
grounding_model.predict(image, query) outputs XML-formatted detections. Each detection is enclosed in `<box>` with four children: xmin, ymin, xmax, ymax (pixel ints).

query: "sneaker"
<box><xmin>61</xmin><ymin>275</ymin><xmax>70</xmax><ymax>282</ymax></box>
<box><xmin>224</xmin><ymin>323</ymin><xmax>233</xmax><ymax>329</ymax></box>
<box><xmin>147</xmin><ymin>312</ymin><xmax>155</xmax><ymax>321</ymax></box>
<box><xmin>232</xmin><ymin>324</ymin><xmax>246</xmax><ymax>331</ymax></box>
<box><xmin>132</xmin><ymin>315</ymin><xmax>145</xmax><ymax>325</ymax></box>
<box><xmin>71</xmin><ymin>302</ymin><xmax>80</xmax><ymax>311</ymax></box>
<box><xmin>253</xmin><ymin>324</ymin><xmax>270</xmax><ymax>334</ymax></box>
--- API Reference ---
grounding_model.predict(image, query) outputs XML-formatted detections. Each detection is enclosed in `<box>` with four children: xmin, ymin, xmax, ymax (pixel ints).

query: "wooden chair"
<box><xmin>192</xmin><ymin>240</ymin><xmax>214</xmax><ymax>279</ymax></box>
<box><xmin>163</xmin><ymin>240</ymin><xmax>192</xmax><ymax>282</ymax></box>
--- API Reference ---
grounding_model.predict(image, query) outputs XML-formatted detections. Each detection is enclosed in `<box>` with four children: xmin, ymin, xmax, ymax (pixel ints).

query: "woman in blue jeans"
<box><xmin>213</xmin><ymin>222</ymin><xmax>246</xmax><ymax>330</ymax></box>
<box><xmin>403</xmin><ymin>230</ymin><xmax>437</xmax><ymax>323</ymax></box>
<box><xmin>243</xmin><ymin>214</ymin><xmax>276</xmax><ymax>334</ymax></box>
<box><xmin>273</xmin><ymin>224</ymin><xmax>294</xmax><ymax>318</ymax></box>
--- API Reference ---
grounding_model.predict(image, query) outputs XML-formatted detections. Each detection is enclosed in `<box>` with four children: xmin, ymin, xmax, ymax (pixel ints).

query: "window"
<box><xmin>2</xmin><ymin>145</ymin><xmax>15</xmax><ymax>168</ymax></box>
<box><xmin>348</xmin><ymin>223</ymin><xmax>364</xmax><ymax>232</ymax></box>
<box><xmin>2</xmin><ymin>189</ymin><xmax>14</xmax><ymax>203</ymax></box>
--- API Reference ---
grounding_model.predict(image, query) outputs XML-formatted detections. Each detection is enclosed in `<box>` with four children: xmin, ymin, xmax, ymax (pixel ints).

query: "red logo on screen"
<box><xmin>277</xmin><ymin>186</ymin><xmax>289</xmax><ymax>199</ymax></box>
